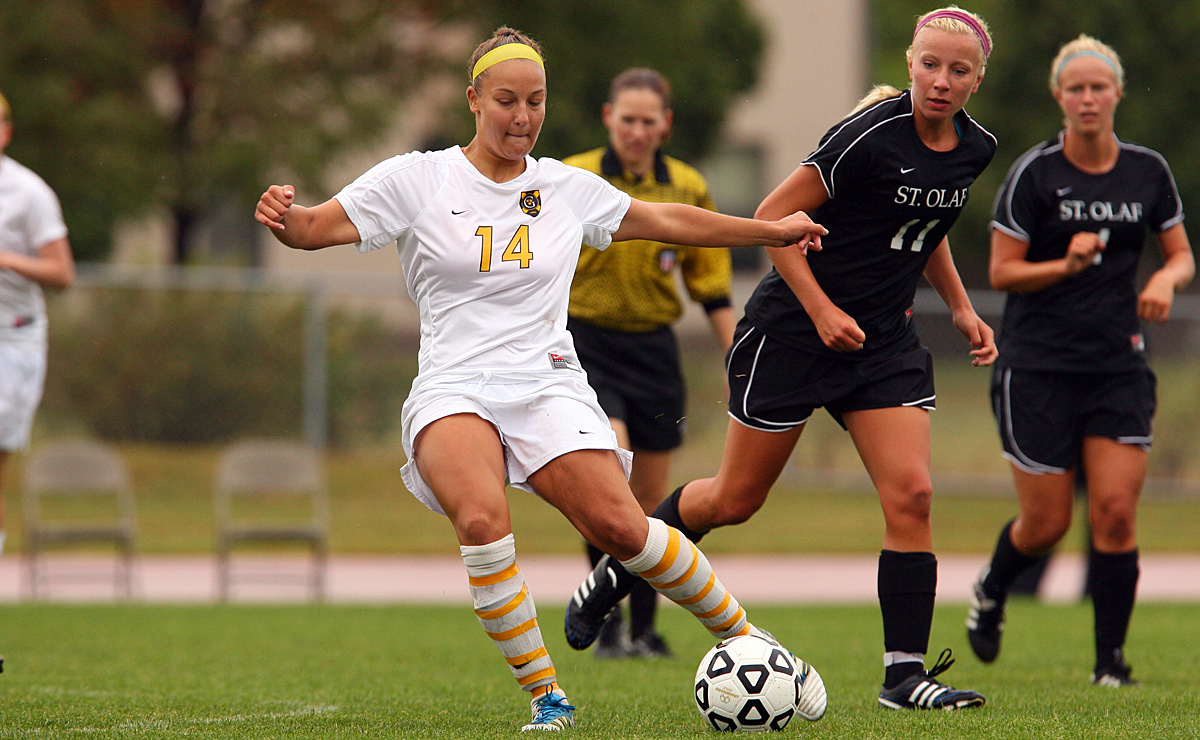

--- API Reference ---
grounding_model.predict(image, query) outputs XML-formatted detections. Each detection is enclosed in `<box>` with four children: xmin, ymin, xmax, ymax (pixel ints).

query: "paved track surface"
<box><xmin>1</xmin><ymin>552</ymin><xmax>1197</xmax><ymax>604</ymax></box>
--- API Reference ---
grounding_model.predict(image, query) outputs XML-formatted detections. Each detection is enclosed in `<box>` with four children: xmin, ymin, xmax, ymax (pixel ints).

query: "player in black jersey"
<box><xmin>566</xmin><ymin>7</ymin><xmax>997</xmax><ymax>710</ymax></box>
<box><xmin>966</xmin><ymin>34</ymin><xmax>1194</xmax><ymax>687</ymax></box>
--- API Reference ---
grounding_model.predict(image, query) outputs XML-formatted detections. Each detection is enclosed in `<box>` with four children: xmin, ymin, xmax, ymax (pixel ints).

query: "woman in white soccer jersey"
<box><xmin>966</xmin><ymin>35</ymin><xmax>1193</xmax><ymax>686</ymax></box>
<box><xmin>255</xmin><ymin>27</ymin><xmax>828</xmax><ymax>732</ymax></box>
<box><xmin>567</xmin><ymin>7</ymin><xmax>997</xmax><ymax>711</ymax></box>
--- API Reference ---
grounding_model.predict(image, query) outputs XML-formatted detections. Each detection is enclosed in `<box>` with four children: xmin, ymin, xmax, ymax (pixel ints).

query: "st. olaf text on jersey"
<box><xmin>894</xmin><ymin>186</ymin><xmax>969</xmax><ymax>208</ymax></box>
<box><xmin>1059</xmin><ymin>199</ymin><xmax>1144</xmax><ymax>224</ymax></box>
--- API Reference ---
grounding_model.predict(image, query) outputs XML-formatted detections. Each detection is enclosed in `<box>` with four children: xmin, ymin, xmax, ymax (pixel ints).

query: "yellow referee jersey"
<box><xmin>564</xmin><ymin>147</ymin><xmax>732</xmax><ymax>333</ymax></box>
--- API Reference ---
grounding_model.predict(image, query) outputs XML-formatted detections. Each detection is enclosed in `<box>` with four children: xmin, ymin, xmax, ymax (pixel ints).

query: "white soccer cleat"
<box><xmin>794</xmin><ymin>657</ymin><xmax>828</xmax><ymax>721</ymax></box>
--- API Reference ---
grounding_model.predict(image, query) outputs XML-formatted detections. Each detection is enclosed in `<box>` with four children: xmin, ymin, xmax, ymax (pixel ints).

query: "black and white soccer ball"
<box><xmin>694</xmin><ymin>634</ymin><xmax>804</xmax><ymax>731</ymax></box>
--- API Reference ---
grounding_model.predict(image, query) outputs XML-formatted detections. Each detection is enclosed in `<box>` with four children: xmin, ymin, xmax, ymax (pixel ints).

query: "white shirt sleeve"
<box><xmin>24</xmin><ymin>176</ymin><xmax>69</xmax><ymax>249</ymax></box>
<box><xmin>545</xmin><ymin>160</ymin><xmax>631</xmax><ymax>251</ymax></box>
<box><xmin>334</xmin><ymin>152</ymin><xmax>444</xmax><ymax>253</ymax></box>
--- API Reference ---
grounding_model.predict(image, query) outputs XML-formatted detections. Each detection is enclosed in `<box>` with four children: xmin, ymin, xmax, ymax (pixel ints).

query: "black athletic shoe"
<box><xmin>1092</xmin><ymin>649</ymin><xmax>1138</xmax><ymax>687</ymax></box>
<box><xmin>628</xmin><ymin>630</ymin><xmax>672</xmax><ymax>659</ymax></box>
<box><xmin>591</xmin><ymin>611</ymin><xmax>631</xmax><ymax>659</ymax></box>
<box><xmin>878</xmin><ymin>649</ymin><xmax>986</xmax><ymax>710</ymax></box>
<box><xmin>565</xmin><ymin>555</ymin><xmax>638</xmax><ymax>650</ymax></box>
<box><xmin>966</xmin><ymin>579</ymin><xmax>1005</xmax><ymax>663</ymax></box>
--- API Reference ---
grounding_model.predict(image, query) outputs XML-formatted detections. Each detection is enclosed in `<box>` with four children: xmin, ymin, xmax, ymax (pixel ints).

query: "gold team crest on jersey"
<box><xmin>520</xmin><ymin>190</ymin><xmax>541</xmax><ymax>217</ymax></box>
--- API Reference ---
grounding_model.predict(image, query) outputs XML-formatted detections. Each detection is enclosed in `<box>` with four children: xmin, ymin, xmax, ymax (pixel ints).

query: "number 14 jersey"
<box><xmin>336</xmin><ymin>146</ymin><xmax>631</xmax><ymax>382</ymax></box>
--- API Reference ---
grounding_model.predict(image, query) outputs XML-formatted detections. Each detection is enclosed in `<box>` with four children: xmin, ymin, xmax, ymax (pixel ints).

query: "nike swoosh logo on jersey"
<box><xmin>1056</xmin><ymin>187</ymin><xmax>1073</xmax><ymax>196</ymax></box>
<box><xmin>900</xmin><ymin>167</ymin><xmax>916</xmax><ymax>174</ymax></box>
<box><xmin>451</xmin><ymin>209</ymin><xmax>470</xmax><ymax>215</ymax></box>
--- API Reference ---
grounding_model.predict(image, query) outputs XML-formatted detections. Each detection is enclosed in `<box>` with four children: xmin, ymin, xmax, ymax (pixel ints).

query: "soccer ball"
<box><xmin>694</xmin><ymin>634</ymin><xmax>805</xmax><ymax>731</ymax></box>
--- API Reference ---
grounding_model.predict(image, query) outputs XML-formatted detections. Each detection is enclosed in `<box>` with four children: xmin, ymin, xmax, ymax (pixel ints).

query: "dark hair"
<box><xmin>608</xmin><ymin>68</ymin><xmax>671</xmax><ymax>109</ymax></box>
<box><xmin>468</xmin><ymin>27</ymin><xmax>545</xmax><ymax>88</ymax></box>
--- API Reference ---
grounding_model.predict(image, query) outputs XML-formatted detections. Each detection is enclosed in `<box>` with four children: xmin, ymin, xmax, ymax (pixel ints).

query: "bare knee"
<box><xmin>1090</xmin><ymin>498</ymin><xmax>1137</xmax><ymax>549</ymax></box>
<box><xmin>882</xmin><ymin>482</ymin><xmax>933</xmax><ymax>533</ymax></box>
<box><xmin>584</xmin><ymin>514</ymin><xmax>647</xmax><ymax>561</ymax></box>
<box><xmin>705</xmin><ymin>482</ymin><xmax>770</xmax><ymax>528</ymax></box>
<box><xmin>1013</xmin><ymin>512</ymin><xmax>1072</xmax><ymax>553</ymax></box>
<box><xmin>451</xmin><ymin>506</ymin><xmax>509</xmax><ymax>547</ymax></box>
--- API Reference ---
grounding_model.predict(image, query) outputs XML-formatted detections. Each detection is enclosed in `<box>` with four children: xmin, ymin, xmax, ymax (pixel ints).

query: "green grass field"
<box><xmin>2</xmin><ymin>601</ymin><xmax>1198</xmax><ymax>738</ymax></box>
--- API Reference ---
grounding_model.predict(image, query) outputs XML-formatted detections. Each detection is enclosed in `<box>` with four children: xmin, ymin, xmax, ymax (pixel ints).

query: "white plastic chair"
<box><xmin>214</xmin><ymin>438</ymin><xmax>329</xmax><ymax>601</ymax></box>
<box><xmin>22</xmin><ymin>438</ymin><xmax>137</xmax><ymax>599</ymax></box>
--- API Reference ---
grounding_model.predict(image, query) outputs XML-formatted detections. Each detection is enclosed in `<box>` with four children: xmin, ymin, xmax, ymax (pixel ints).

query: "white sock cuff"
<box><xmin>460</xmin><ymin>533</ymin><xmax>516</xmax><ymax>573</ymax></box>
<box><xmin>883</xmin><ymin>651</ymin><xmax>925</xmax><ymax>667</ymax></box>
<box><xmin>619</xmin><ymin>518</ymin><xmax>669</xmax><ymax>574</ymax></box>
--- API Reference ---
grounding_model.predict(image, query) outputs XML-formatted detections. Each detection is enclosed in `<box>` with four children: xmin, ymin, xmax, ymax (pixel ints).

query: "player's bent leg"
<box><xmin>967</xmin><ymin>467</ymin><xmax>1076</xmax><ymax>662</ymax></box>
<box><xmin>564</xmin><ymin>420</ymin><xmax>801</xmax><ymax>650</ymax></box>
<box><xmin>460</xmin><ymin>534</ymin><xmax>573</xmax><ymax>730</ymax></box>
<box><xmin>565</xmin><ymin>485</ymin><xmax>696</xmax><ymax>650</ymax></box>
<box><xmin>679</xmin><ymin>419</ymin><xmax>802</xmax><ymax>531</ymax></box>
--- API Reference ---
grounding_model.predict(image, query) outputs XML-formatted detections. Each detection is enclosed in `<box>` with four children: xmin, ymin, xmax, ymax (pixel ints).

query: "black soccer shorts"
<box><xmin>726</xmin><ymin>323</ymin><xmax>935</xmax><ymax>432</ymax></box>
<box><xmin>991</xmin><ymin>365</ymin><xmax>1156</xmax><ymax>474</ymax></box>
<box><xmin>567</xmin><ymin>317</ymin><xmax>685</xmax><ymax>451</ymax></box>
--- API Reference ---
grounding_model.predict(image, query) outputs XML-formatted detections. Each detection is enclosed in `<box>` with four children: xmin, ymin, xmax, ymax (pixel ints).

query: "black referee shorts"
<box><xmin>991</xmin><ymin>365</ymin><xmax>1156</xmax><ymax>474</ymax></box>
<box><xmin>726</xmin><ymin>322</ymin><xmax>935</xmax><ymax>432</ymax></box>
<box><xmin>567</xmin><ymin>317</ymin><xmax>685</xmax><ymax>451</ymax></box>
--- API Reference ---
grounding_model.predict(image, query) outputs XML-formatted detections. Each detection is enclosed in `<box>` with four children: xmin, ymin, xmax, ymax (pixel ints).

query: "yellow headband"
<box><xmin>472</xmin><ymin>43</ymin><xmax>544</xmax><ymax>81</ymax></box>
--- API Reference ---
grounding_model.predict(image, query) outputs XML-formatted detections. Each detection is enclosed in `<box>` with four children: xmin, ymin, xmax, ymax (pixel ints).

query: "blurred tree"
<box><xmin>1</xmin><ymin>0</ymin><xmax>449</xmax><ymax>263</ymax></box>
<box><xmin>870</xmin><ymin>0</ymin><xmax>1200</xmax><ymax>288</ymax></box>
<box><xmin>456</xmin><ymin>0</ymin><xmax>765</xmax><ymax>162</ymax></box>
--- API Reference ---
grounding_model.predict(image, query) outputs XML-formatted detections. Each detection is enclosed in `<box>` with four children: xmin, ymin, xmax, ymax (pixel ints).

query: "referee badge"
<box><xmin>520</xmin><ymin>190</ymin><xmax>541</xmax><ymax>217</ymax></box>
<box><xmin>657</xmin><ymin>249</ymin><xmax>677</xmax><ymax>273</ymax></box>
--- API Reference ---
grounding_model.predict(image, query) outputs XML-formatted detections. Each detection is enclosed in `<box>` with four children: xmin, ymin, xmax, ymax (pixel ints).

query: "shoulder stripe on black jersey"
<box><xmin>824</xmin><ymin>114</ymin><xmax>912</xmax><ymax>199</ymax></box>
<box><xmin>992</xmin><ymin>138</ymin><xmax>1064</xmax><ymax>242</ymax></box>
<box><xmin>805</xmin><ymin>95</ymin><xmax>910</xmax><ymax>199</ymax></box>
<box><xmin>1118</xmin><ymin>140</ymin><xmax>1185</xmax><ymax>231</ymax></box>
<box><xmin>960</xmin><ymin>109</ymin><xmax>997</xmax><ymax>147</ymax></box>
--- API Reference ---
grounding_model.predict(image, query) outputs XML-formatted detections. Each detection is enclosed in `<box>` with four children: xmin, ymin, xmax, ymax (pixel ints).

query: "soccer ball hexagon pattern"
<box><xmin>694</xmin><ymin>634</ymin><xmax>803</xmax><ymax>731</ymax></box>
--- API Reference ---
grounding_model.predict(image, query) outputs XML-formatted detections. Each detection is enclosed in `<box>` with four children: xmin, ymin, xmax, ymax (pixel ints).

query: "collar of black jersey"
<box><xmin>601</xmin><ymin>146</ymin><xmax>672</xmax><ymax>184</ymax></box>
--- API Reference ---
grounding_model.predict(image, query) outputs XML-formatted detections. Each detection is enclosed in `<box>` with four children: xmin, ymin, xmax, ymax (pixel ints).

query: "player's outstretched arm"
<box><xmin>255</xmin><ymin>185</ymin><xmax>361</xmax><ymax>251</ymax></box>
<box><xmin>612</xmin><ymin>199</ymin><xmax>826</xmax><ymax>252</ymax></box>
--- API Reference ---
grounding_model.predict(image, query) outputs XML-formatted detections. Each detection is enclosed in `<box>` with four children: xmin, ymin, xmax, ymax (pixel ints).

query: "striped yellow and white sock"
<box><xmin>461</xmin><ymin>534</ymin><xmax>556</xmax><ymax>694</ymax></box>
<box><xmin>619</xmin><ymin>517</ymin><xmax>751</xmax><ymax>640</ymax></box>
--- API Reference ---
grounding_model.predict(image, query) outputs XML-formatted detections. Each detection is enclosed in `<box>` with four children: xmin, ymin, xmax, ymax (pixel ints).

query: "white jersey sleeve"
<box><xmin>540</xmin><ymin>160</ymin><xmax>631</xmax><ymax>250</ymax></box>
<box><xmin>334</xmin><ymin>151</ymin><xmax>447</xmax><ymax>253</ymax></box>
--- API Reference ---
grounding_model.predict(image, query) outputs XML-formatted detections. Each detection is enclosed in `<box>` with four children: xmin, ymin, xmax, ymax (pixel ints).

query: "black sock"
<box><xmin>878</xmin><ymin>550</ymin><xmax>937</xmax><ymax>688</ymax></box>
<box><xmin>586</xmin><ymin>541</ymin><xmax>605</xmax><ymax>569</ymax></box>
<box><xmin>1089</xmin><ymin>548</ymin><xmax>1139</xmax><ymax>666</ymax></box>
<box><xmin>980</xmin><ymin>519</ymin><xmax>1044</xmax><ymax>602</ymax></box>
<box><xmin>651</xmin><ymin>485</ymin><xmax>708</xmax><ymax>544</ymax></box>
<box><xmin>628</xmin><ymin>578</ymin><xmax>658</xmax><ymax>641</ymax></box>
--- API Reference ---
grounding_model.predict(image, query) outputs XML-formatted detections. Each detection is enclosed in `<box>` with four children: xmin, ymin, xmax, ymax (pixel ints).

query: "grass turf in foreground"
<box><xmin>1</xmin><ymin>602</ymin><xmax>1197</xmax><ymax>739</ymax></box>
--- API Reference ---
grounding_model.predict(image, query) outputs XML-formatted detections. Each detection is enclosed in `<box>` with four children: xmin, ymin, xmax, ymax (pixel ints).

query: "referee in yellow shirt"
<box><xmin>564</xmin><ymin>68</ymin><xmax>734</xmax><ymax>659</ymax></box>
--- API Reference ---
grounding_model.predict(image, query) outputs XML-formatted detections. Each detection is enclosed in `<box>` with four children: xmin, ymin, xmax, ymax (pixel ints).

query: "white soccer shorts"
<box><xmin>400</xmin><ymin>373</ymin><xmax>633</xmax><ymax>515</ymax></box>
<box><xmin>0</xmin><ymin>340</ymin><xmax>48</xmax><ymax>451</ymax></box>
